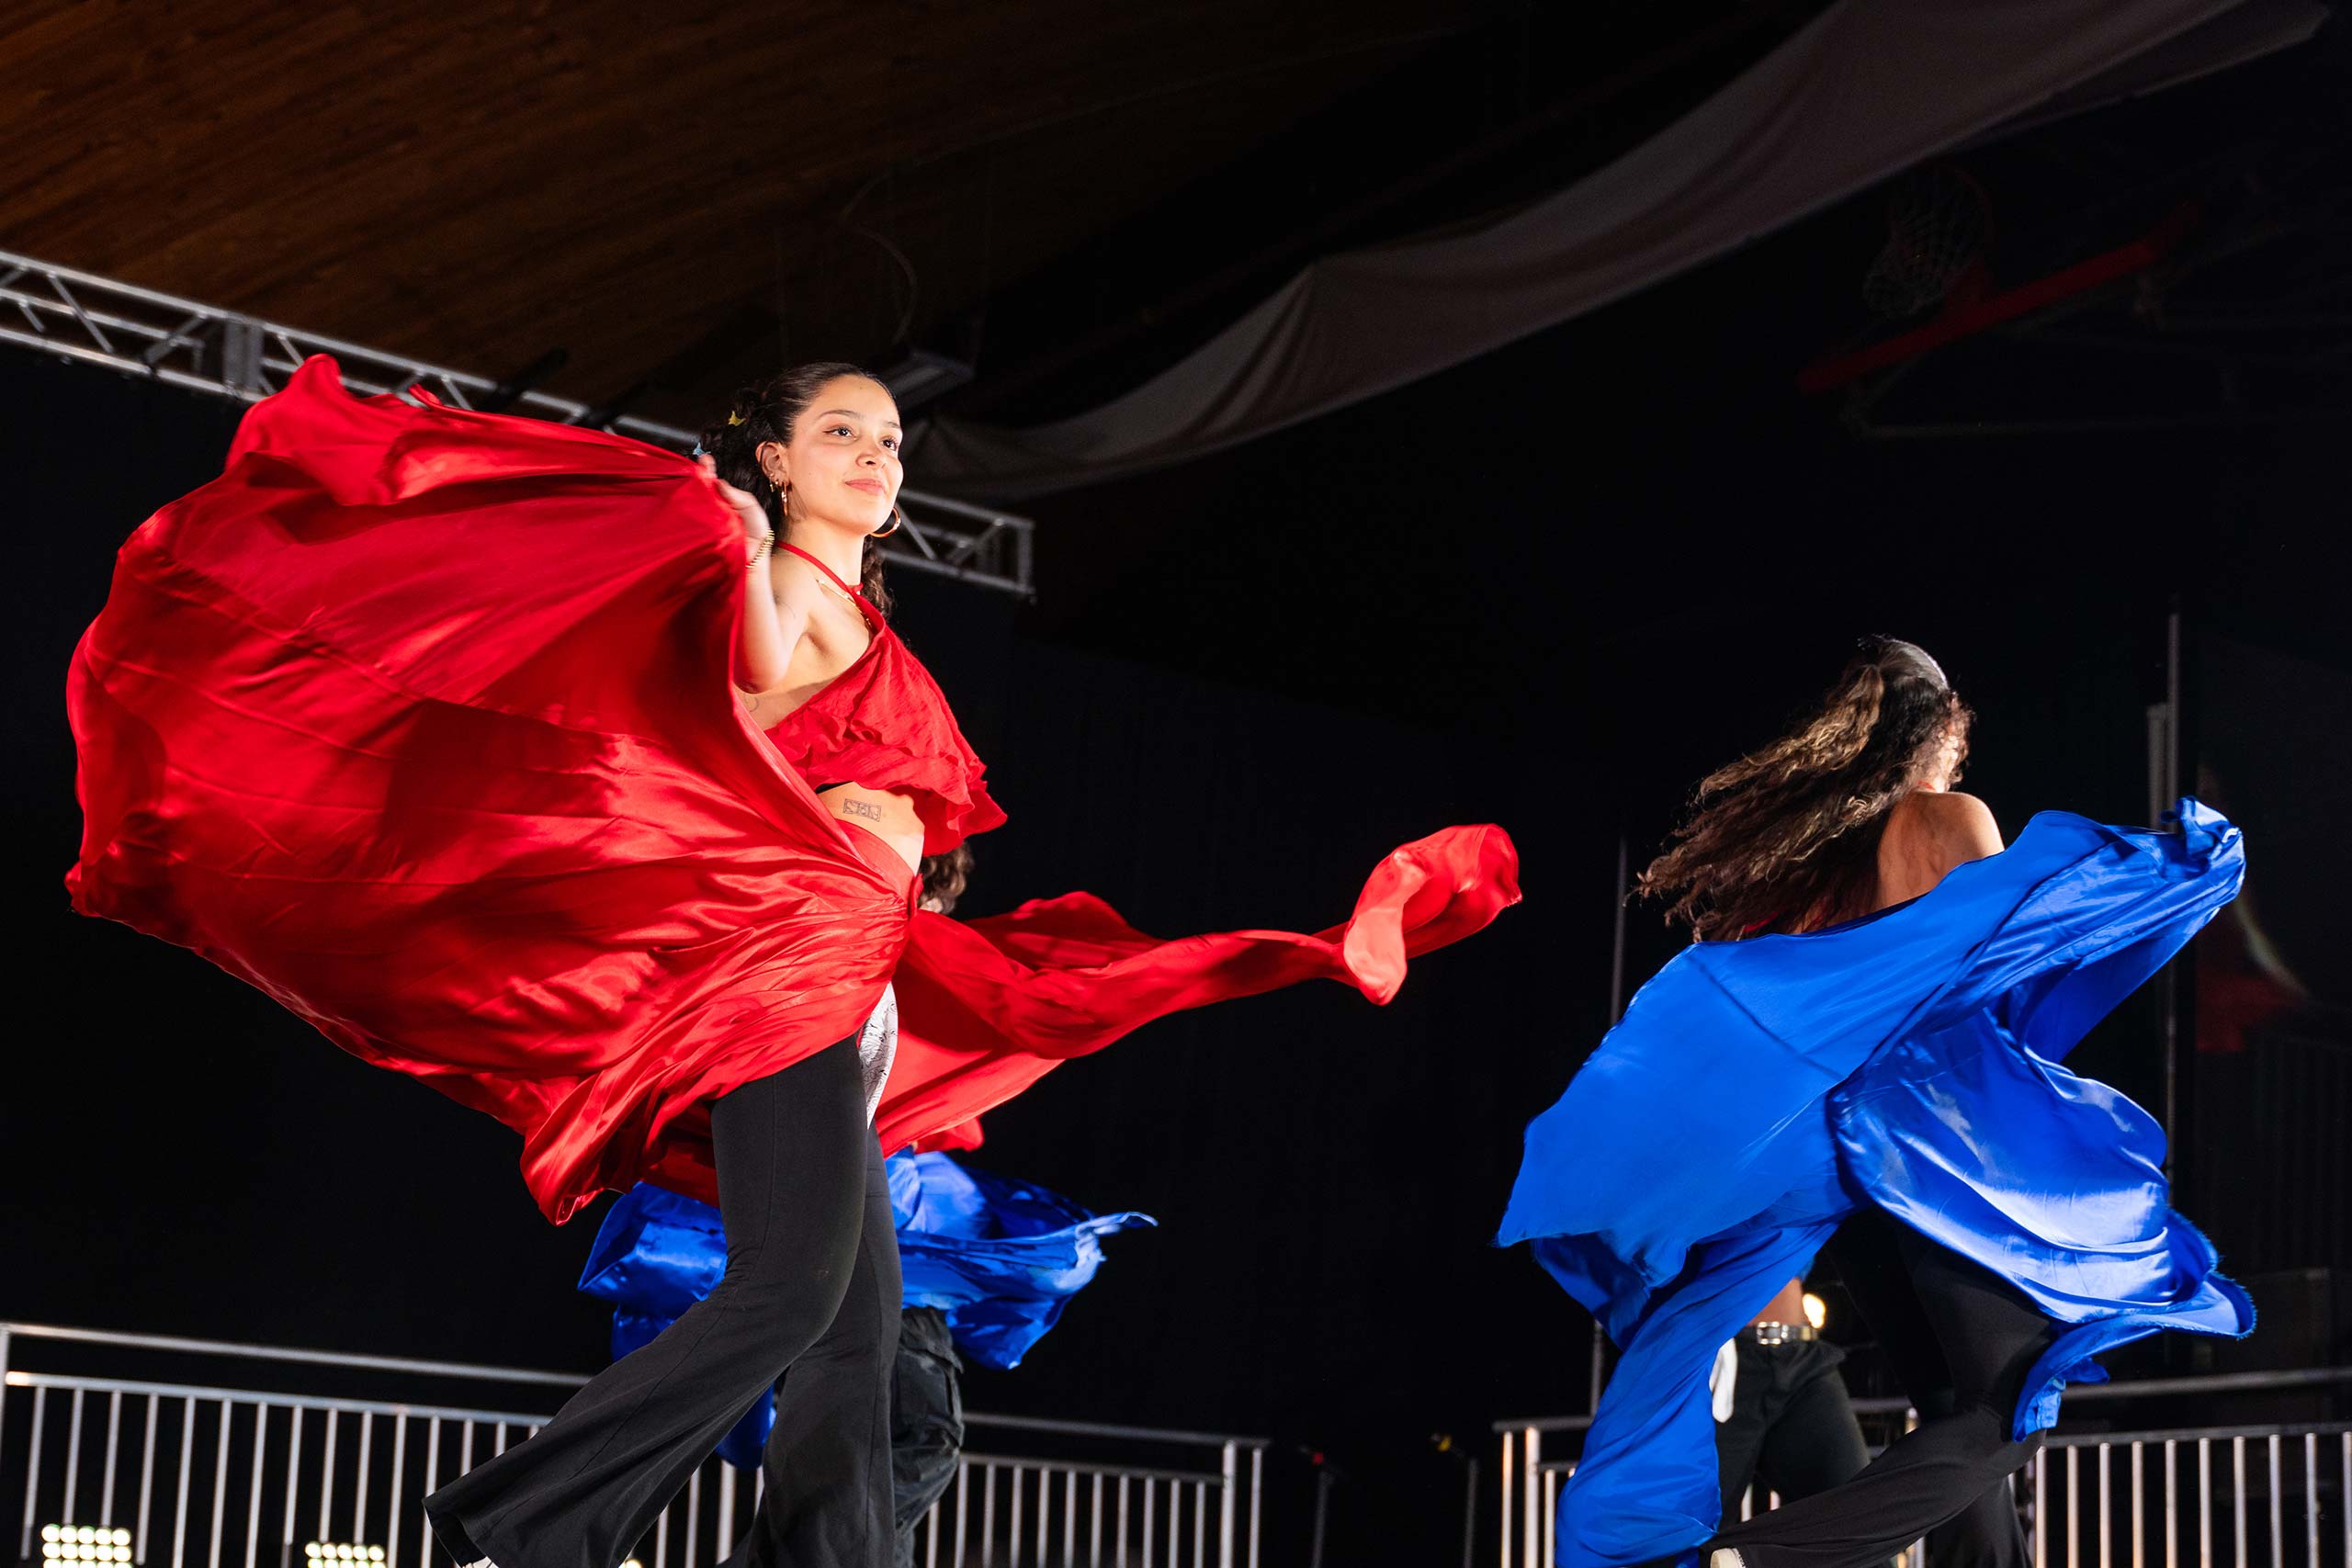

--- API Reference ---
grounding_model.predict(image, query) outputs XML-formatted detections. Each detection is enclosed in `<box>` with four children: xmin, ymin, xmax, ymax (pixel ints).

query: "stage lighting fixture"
<box><xmin>40</xmin><ymin>1525</ymin><xmax>132</xmax><ymax>1567</ymax></box>
<box><xmin>300</xmin><ymin>1545</ymin><xmax>384</xmax><ymax>1563</ymax></box>
<box><xmin>1802</xmin><ymin>1292</ymin><xmax>1828</xmax><ymax>1330</ymax></box>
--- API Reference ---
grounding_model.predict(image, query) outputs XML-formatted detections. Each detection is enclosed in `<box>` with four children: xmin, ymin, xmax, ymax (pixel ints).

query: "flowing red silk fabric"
<box><xmin>67</xmin><ymin>356</ymin><xmax>1521</xmax><ymax>1223</ymax></box>
<box><xmin>877</xmin><ymin>822</ymin><xmax>1522</xmax><ymax>1158</ymax></box>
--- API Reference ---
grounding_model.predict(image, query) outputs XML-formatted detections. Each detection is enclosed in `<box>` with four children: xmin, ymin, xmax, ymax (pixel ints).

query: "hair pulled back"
<box><xmin>696</xmin><ymin>362</ymin><xmax>895</xmax><ymax>615</ymax></box>
<box><xmin>1635</xmin><ymin>637</ymin><xmax>1972</xmax><ymax>940</ymax></box>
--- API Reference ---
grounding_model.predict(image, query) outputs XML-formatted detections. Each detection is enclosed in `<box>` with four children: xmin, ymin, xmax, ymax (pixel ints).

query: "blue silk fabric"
<box><xmin>580</xmin><ymin>1154</ymin><xmax>1153</xmax><ymax>1469</ymax></box>
<box><xmin>1497</xmin><ymin>802</ymin><xmax>2254</xmax><ymax>1568</ymax></box>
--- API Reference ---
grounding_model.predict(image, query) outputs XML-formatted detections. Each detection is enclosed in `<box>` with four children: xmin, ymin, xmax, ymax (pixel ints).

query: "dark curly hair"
<box><xmin>918</xmin><ymin>845</ymin><xmax>974</xmax><ymax>916</ymax></box>
<box><xmin>695</xmin><ymin>362</ymin><xmax>896</xmax><ymax>615</ymax></box>
<box><xmin>1635</xmin><ymin>637</ymin><xmax>1972</xmax><ymax>941</ymax></box>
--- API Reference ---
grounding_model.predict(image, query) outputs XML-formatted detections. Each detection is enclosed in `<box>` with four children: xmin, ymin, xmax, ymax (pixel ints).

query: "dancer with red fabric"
<box><xmin>66</xmin><ymin>356</ymin><xmax>1519</xmax><ymax>1568</ymax></box>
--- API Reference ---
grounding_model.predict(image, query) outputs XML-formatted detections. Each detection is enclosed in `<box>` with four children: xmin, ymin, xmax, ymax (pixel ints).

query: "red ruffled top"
<box><xmin>759</xmin><ymin>545</ymin><xmax>1004</xmax><ymax>855</ymax></box>
<box><xmin>65</xmin><ymin>356</ymin><xmax>1521</xmax><ymax>1224</ymax></box>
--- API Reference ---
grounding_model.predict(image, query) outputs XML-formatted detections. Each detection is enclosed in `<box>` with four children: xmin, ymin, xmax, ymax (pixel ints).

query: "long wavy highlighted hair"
<box><xmin>1636</xmin><ymin>637</ymin><xmax>1972</xmax><ymax>941</ymax></box>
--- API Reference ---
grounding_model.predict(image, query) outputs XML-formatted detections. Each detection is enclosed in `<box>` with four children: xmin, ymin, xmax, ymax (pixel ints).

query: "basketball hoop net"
<box><xmin>1861</xmin><ymin>164</ymin><xmax>1995</xmax><ymax>321</ymax></box>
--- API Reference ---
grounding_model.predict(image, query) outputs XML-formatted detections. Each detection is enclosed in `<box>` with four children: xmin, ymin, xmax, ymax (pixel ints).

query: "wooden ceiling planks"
<box><xmin>0</xmin><ymin>0</ymin><xmax>1475</xmax><ymax>413</ymax></box>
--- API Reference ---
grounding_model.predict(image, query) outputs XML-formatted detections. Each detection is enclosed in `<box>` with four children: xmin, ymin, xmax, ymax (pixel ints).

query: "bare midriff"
<box><xmin>821</xmin><ymin>784</ymin><xmax>925</xmax><ymax>877</ymax></box>
<box><xmin>1749</xmin><ymin>1277</ymin><xmax>1810</xmax><ymax>1328</ymax></box>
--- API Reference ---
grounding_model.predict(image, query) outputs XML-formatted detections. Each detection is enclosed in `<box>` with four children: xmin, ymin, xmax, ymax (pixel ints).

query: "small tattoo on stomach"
<box><xmin>839</xmin><ymin>797</ymin><xmax>886</xmax><ymax>822</ymax></box>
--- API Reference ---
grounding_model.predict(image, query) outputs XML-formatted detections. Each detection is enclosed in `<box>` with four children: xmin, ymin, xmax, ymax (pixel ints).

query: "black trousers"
<box><xmin>1708</xmin><ymin>1214</ymin><xmax>2058</xmax><ymax>1568</ymax></box>
<box><xmin>425</xmin><ymin>1038</ymin><xmax>902</xmax><ymax>1568</ymax></box>
<box><xmin>1715</xmin><ymin>1339</ymin><xmax>1870</xmax><ymax>1523</ymax></box>
<box><xmin>889</xmin><ymin>1307</ymin><xmax>966</xmax><ymax>1568</ymax></box>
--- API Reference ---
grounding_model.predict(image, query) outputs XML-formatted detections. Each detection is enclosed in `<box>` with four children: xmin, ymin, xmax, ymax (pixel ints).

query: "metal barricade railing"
<box><xmin>1497</xmin><ymin>1371</ymin><xmax>2352</xmax><ymax>1568</ymax></box>
<box><xmin>1</xmin><ymin>1325</ymin><xmax>1263</xmax><ymax>1568</ymax></box>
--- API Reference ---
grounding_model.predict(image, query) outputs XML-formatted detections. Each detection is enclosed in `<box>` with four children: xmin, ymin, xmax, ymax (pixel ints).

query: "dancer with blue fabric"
<box><xmin>1498</xmin><ymin>638</ymin><xmax>2251</xmax><ymax>1568</ymax></box>
<box><xmin>582</xmin><ymin>1158</ymin><xmax>1150</xmax><ymax>1559</ymax></box>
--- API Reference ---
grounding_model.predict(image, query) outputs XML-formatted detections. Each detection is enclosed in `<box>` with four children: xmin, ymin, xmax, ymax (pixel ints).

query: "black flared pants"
<box><xmin>1707</xmin><ymin>1213</ymin><xmax>2059</xmax><ymax>1568</ymax></box>
<box><xmin>425</xmin><ymin>1037</ymin><xmax>901</xmax><ymax>1568</ymax></box>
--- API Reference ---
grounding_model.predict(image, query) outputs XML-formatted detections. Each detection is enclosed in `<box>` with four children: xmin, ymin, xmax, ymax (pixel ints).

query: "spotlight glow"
<box><xmin>40</xmin><ymin>1527</ymin><xmax>134</xmax><ymax>1568</ymax></box>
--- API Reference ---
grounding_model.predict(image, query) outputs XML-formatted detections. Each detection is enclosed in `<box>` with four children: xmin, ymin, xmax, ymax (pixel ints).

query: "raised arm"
<box><xmin>699</xmin><ymin>456</ymin><xmax>810</xmax><ymax>694</ymax></box>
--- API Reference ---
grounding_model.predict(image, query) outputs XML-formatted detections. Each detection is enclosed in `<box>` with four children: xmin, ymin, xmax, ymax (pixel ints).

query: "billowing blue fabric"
<box><xmin>580</xmin><ymin>1155</ymin><xmax>1153</xmax><ymax>1469</ymax></box>
<box><xmin>1497</xmin><ymin>802</ymin><xmax>2251</xmax><ymax>1568</ymax></box>
<box><xmin>885</xmin><ymin>1152</ymin><xmax>1157</xmax><ymax>1371</ymax></box>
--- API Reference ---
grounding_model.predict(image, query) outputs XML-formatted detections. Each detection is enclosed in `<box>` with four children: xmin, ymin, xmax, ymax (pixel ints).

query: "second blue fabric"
<box><xmin>581</xmin><ymin>1154</ymin><xmax>1154</xmax><ymax>1469</ymax></box>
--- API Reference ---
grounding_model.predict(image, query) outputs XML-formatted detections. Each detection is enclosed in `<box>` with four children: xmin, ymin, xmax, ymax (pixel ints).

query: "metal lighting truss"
<box><xmin>0</xmin><ymin>250</ymin><xmax>1035</xmax><ymax>598</ymax></box>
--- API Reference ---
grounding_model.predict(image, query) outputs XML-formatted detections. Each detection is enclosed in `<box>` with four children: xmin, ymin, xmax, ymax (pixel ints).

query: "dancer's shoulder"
<box><xmin>1885</xmin><ymin>789</ymin><xmax>2005</xmax><ymax>872</ymax></box>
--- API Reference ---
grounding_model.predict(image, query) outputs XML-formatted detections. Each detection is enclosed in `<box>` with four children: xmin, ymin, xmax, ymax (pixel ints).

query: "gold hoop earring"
<box><xmin>871</xmin><ymin>506</ymin><xmax>904</xmax><ymax>539</ymax></box>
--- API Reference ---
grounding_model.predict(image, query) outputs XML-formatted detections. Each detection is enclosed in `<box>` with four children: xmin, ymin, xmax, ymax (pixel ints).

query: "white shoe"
<box><xmin>1711</xmin><ymin>1551</ymin><xmax>1746</xmax><ymax>1568</ymax></box>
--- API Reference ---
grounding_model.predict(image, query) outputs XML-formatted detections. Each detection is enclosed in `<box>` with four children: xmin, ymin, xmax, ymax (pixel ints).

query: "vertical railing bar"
<box><xmin>1193</xmin><ymin>1481</ymin><xmax>1206</xmax><ymax>1568</ymax></box>
<box><xmin>139</xmin><ymin>1393</ymin><xmax>160</xmax><ymax>1564</ymax></box>
<box><xmin>418</xmin><ymin>1420</ymin><xmax>437</xmax><ymax>1568</ymax></box>
<box><xmin>386</xmin><ymin>1416</ymin><xmax>405</xmax><ymax>1568</ymax></box>
<box><xmin>2265</xmin><ymin>1435</ymin><xmax>2280</xmax><ymax>1568</ymax></box>
<box><xmin>354</xmin><ymin>1415</ymin><xmax>373</xmax><ymax>1549</ymax></box>
<box><xmin>654</xmin><ymin>1499</ymin><xmax>670</xmax><ymax>1568</ymax></box>
<box><xmin>66</xmin><ymin>1389</ymin><xmax>88</xmax><ymax>1524</ymax></box>
<box><xmin>1141</xmin><ymin>1474</ymin><xmax>1154</xmax><ymax>1568</ymax></box>
<box><xmin>1499</xmin><ymin>1432</ymin><xmax>1513</xmax><ymax>1568</ymax></box>
<box><xmin>2164</xmin><ymin>1439</ymin><xmax>2177</xmax><ymax>1568</ymax></box>
<box><xmin>2301</xmin><ymin>1434</ymin><xmax>2318</xmax><ymax>1568</ymax></box>
<box><xmin>1544</xmin><ymin>1471</ymin><xmax>1558</xmax><ymax>1568</ymax></box>
<box><xmin>1091</xmin><ymin>1472</ymin><xmax>1104</xmax><ymax>1568</ymax></box>
<box><xmin>21</xmin><ymin>1388</ymin><xmax>50</xmax><ymax>1560</ymax></box>
<box><xmin>683</xmin><ymin>1470</ymin><xmax>698</xmax><ymax>1568</ymax></box>
<box><xmin>1038</xmin><ymin>1468</ymin><xmax>1050</xmax><ymax>1568</ymax></box>
<box><xmin>1008</xmin><ymin>1464</ymin><xmax>1023</xmax><ymax>1568</ymax></box>
<box><xmin>103</xmin><ymin>1392</ymin><xmax>126</xmax><ymax>1528</ymax></box>
<box><xmin>318</xmin><ymin>1413</ymin><xmax>337</xmax><ymax>1546</ymax></box>
<box><xmin>956</xmin><ymin>1463</ymin><xmax>971</xmax><ymax>1568</ymax></box>
<box><xmin>492</xmin><ymin>1423</ymin><xmax>506</xmax><ymax>1460</ymax></box>
<box><xmin>2034</xmin><ymin>1447</ymin><xmax>2048</xmax><ymax>1568</ymax></box>
<box><xmin>718</xmin><ymin>1464</ymin><xmax>736</xmax><ymax>1559</ymax></box>
<box><xmin>281</xmin><ymin>1410</ymin><xmax>303</xmax><ymax>1568</ymax></box>
<box><xmin>243</xmin><ymin>1407</ymin><xmax>266</xmax><ymax>1568</ymax></box>
<box><xmin>1066</xmin><ymin>1470</ymin><xmax>1078</xmax><ymax>1568</ymax></box>
<box><xmin>2132</xmin><ymin>1440</ymin><xmax>2144</xmax><ymax>1568</ymax></box>
<box><xmin>924</xmin><ymin>1491</ymin><xmax>939</xmax><ymax>1568</ymax></box>
<box><xmin>1168</xmin><ymin>1479</ymin><xmax>1181</xmax><ymax>1568</ymax></box>
<box><xmin>2338</xmin><ymin>1435</ymin><xmax>2349</xmax><ymax>1568</ymax></box>
<box><xmin>171</xmin><ymin>1397</ymin><xmax>195</xmax><ymax>1568</ymax></box>
<box><xmin>2232</xmin><ymin>1438</ymin><xmax>2246</xmax><ymax>1568</ymax></box>
<box><xmin>1216</xmin><ymin>1444</ymin><xmax>1235</xmax><ymax>1568</ymax></box>
<box><xmin>1530</xmin><ymin>1434</ymin><xmax>1544</xmax><ymax>1568</ymax></box>
<box><xmin>1116</xmin><ymin>1474</ymin><xmax>1130</xmax><ymax>1568</ymax></box>
<box><xmin>208</xmin><ymin>1403</ymin><xmax>231</xmax><ymax>1568</ymax></box>
<box><xmin>984</xmin><ymin>1464</ymin><xmax>999</xmax><ymax>1568</ymax></box>
<box><xmin>2336</xmin><ymin>1434</ymin><xmax>2349</xmax><ymax>1568</ymax></box>
<box><xmin>1248</xmin><ymin>1448</ymin><xmax>1262</xmax><ymax>1568</ymax></box>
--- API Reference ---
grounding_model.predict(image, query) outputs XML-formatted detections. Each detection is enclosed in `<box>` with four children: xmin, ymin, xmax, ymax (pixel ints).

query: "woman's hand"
<box><xmin>697</xmin><ymin>455</ymin><xmax>774</xmax><ymax>550</ymax></box>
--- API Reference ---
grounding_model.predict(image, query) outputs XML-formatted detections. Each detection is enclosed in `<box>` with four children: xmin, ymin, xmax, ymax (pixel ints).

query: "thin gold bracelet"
<box><xmin>746</xmin><ymin>531</ymin><xmax>775</xmax><ymax>568</ymax></box>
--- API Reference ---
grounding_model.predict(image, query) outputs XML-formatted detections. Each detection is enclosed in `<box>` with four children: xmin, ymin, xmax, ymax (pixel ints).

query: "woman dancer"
<box><xmin>68</xmin><ymin>357</ymin><xmax>1519</xmax><ymax>1568</ymax></box>
<box><xmin>1497</xmin><ymin>638</ymin><xmax>2249</xmax><ymax>1568</ymax></box>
